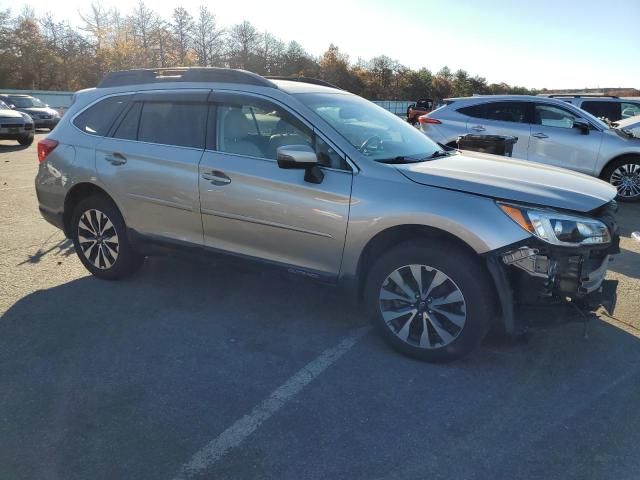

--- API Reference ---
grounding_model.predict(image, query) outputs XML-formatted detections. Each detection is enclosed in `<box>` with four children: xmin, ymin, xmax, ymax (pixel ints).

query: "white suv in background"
<box><xmin>420</xmin><ymin>95</ymin><xmax>640</xmax><ymax>201</ymax></box>
<box><xmin>543</xmin><ymin>95</ymin><xmax>640</xmax><ymax>122</ymax></box>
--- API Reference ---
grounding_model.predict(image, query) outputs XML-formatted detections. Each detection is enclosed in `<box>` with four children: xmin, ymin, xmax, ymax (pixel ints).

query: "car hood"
<box><xmin>0</xmin><ymin>109</ymin><xmax>25</xmax><ymax>119</ymax></box>
<box><xmin>20</xmin><ymin>107</ymin><xmax>57</xmax><ymax>115</ymax></box>
<box><xmin>395</xmin><ymin>151</ymin><xmax>617</xmax><ymax>213</ymax></box>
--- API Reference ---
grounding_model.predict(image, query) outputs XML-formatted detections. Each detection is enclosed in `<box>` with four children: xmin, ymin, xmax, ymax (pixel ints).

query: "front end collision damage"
<box><xmin>485</xmin><ymin>203</ymin><xmax>620</xmax><ymax>334</ymax></box>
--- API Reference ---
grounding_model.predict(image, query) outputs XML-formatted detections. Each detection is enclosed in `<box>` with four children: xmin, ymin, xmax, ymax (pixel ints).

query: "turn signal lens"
<box><xmin>498</xmin><ymin>204</ymin><xmax>535</xmax><ymax>234</ymax></box>
<box><xmin>418</xmin><ymin>116</ymin><xmax>441</xmax><ymax>124</ymax></box>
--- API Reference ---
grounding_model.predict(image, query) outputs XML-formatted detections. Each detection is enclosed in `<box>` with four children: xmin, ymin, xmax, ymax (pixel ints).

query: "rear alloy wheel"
<box><xmin>77</xmin><ymin>209</ymin><xmax>120</xmax><ymax>270</ymax></box>
<box><xmin>365</xmin><ymin>241</ymin><xmax>493</xmax><ymax>362</ymax></box>
<box><xmin>71</xmin><ymin>196</ymin><xmax>144</xmax><ymax>279</ymax></box>
<box><xmin>604</xmin><ymin>158</ymin><xmax>640</xmax><ymax>202</ymax></box>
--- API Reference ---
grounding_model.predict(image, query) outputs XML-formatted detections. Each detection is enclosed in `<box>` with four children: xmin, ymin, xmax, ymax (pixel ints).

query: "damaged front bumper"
<box><xmin>486</xmin><ymin>203</ymin><xmax>620</xmax><ymax>334</ymax></box>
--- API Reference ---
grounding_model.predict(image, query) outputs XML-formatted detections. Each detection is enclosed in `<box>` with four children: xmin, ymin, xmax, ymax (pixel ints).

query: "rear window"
<box><xmin>458</xmin><ymin>102</ymin><xmax>529</xmax><ymax>123</ymax></box>
<box><xmin>73</xmin><ymin>95</ymin><xmax>132</xmax><ymax>136</ymax></box>
<box><xmin>581</xmin><ymin>101</ymin><xmax>621</xmax><ymax>121</ymax></box>
<box><xmin>137</xmin><ymin>102</ymin><xmax>207</xmax><ymax>149</ymax></box>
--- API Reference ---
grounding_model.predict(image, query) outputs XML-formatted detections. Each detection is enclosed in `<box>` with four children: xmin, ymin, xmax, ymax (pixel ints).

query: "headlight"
<box><xmin>498</xmin><ymin>202</ymin><xmax>611</xmax><ymax>246</ymax></box>
<box><xmin>19</xmin><ymin>112</ymin><xmax>33</xmax><ymax>123</ymax></box>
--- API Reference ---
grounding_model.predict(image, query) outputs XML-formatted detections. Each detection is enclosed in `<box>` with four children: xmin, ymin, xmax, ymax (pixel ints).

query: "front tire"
<box><xmin>71</xmin><ymin>195</ymin><xmax>144</xmax><ymax>280</ymax></box>
<box><xmin>602</xmin><ymin>157</ymin><xmax>640</xmax><ymax>202</ymax></box>
<box><xmin>18</xmin><ymin>134</ymin><xmax>34</xmax><ymax>146</ymax></box>
<box><xmin>364</xmin><ymin>241</ymin><xmax>494</xmax><ymax>362</ymax></box>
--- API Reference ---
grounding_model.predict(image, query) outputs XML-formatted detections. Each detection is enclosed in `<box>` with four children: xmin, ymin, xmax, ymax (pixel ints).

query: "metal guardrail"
<box><xmin>0</xmin><ymin>89</ymin><xmax>74</xmax><ymax>116</ymax></box>
<box><xmin>372</xmin><ymin>100</ymin><xmax>412</xmax><ymax>116</ymax></box>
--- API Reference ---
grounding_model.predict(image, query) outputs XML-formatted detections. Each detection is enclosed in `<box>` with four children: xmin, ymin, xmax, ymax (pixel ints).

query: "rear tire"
<box><xmin>71</xmin><ymin>195</ymin><xmax>144</xmax><ymax>280</ymax></box>
<box><xmin>17</xmin><ymin>134</ymin><xmax>33</xmax><ymax>146</ymax></box>
<box><xmin>364</xmin><ymin>240</ymin><xmax>493</xmax><ymax>362</ymax></box>
<box><xmin>602</xmin><ymin>156</ymin><xmax>640</xmax><ymax>202</ymax></box>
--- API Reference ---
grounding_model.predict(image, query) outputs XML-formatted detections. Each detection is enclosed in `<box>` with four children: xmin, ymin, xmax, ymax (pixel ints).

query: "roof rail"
<box><xmin>545</xmin><ymin>94</ymin><xmax>620</xmax><ymax>99</ymax></box>
<box><xmin>265</xmin><ymin>76</ymin><xmax>343</xmax><ymax>90</ymax></box>
<box><xmin>97</xmin><ymin>68</ymin><xmax>277</xmax><ymax>89</ymax></box>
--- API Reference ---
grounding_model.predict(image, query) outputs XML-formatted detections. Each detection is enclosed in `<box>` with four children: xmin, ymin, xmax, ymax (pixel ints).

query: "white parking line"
<box><xmin>173</xmin><ymin>326</ymin><xmax>370</xmax><ymax>480</ymax></box>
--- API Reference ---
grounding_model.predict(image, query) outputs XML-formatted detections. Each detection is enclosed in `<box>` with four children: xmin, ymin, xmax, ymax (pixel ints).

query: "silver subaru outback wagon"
<box><xmin>35</xmin><ymin>68</ymin><xmax>620</xmax><ymax>362</ymax></box>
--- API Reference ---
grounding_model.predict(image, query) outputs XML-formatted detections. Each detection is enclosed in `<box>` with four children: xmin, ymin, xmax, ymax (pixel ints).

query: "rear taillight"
<box><xmin>419</xmin><ymin>116</ymin><xmax>441</xmax><ymax>125</ymax></box>
<box><xmin>37</xmin><ymin>138</ymin><xmax>58</xmax><ymax>163</ymax></box>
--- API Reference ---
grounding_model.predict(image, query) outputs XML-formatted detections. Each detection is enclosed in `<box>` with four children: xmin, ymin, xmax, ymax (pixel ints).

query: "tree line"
<box><xmin>0</xmin><ymin>3</ymin><xmax>539</xmax><ymax>100</ymax></box>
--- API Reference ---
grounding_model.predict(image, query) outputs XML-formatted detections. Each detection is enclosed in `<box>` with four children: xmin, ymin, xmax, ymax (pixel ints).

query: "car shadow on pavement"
<box><xmin>2</xmin><ymin>255</ymin><xmax>640</xmax><ymax>479</ymax></box>
<box><xmin>0</xmin><ymin>144</ymin><xmax>30</xmax><ymax>153</ymax></box>
<box><xmin>17</xmin><ymin>237</ymin><xmax>75</xmax><ymax>265</ymax></box>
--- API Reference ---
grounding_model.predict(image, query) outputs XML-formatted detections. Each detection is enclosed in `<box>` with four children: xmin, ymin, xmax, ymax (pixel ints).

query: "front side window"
<box><xmin>215</xmin><ymin>99</ymin><xmax>347</xmax><ymax>169</ymax></box>
<box><xmin>216</xmin><ymin>102</ymin><xmax>312</xmax><ymax>161</ymax></box>
<box><xmin>137</xmin><ymin>102</ymin><xmax>207</xmax><ymax>149</ymax></box>
<box><xmin>74</xmin><ymin>95</ymin><xmax>132</xmax><ymax>136</ymax></box>
<box><xmin>534</xmin><ymin>104</ymin><xmax>578</xmax><ymax>129</ymax></box>
<box><xmin>621</xmin><ymin>102</ymin><xmax>640</xmax><ymax>119</ymax></box>
<box><xmin>297</xmin><ymin>93</ymin><xmax>441</xmax><ymax>163</ymax></box>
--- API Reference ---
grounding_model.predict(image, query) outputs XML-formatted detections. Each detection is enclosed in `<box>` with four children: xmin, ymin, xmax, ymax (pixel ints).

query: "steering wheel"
<box><xmin>358</xmin><ymin>135</ymin><xmax>382</xmax><ymax>153</ymax></box>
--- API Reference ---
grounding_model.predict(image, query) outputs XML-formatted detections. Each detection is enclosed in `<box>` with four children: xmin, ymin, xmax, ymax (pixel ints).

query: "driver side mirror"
<box><xmin>573</xmin><ymin>118</ymin><xmax>590</xmax><ymax>134</ymax></box>
<box><xmin>276</xmin><ymin>145</ymin><xmax>324</xmax><ymax>184</ymax></box>
<box><xmin>8</xmin><ymin>104</ymin><xmax>15</xmax><ymax>109</ymax></box>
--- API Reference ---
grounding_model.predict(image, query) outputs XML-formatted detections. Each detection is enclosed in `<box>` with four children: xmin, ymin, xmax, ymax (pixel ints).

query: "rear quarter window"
<box><xmin>73</xmin><ymin>95</ymin><xmax>132</xmax><ymax>136</ymax></box>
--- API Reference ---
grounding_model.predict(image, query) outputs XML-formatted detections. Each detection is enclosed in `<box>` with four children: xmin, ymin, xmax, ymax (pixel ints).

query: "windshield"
<box><xmin>0</xmin><ymin>100</ymin><xmax>10</xmax><ymax>110</ymax></box>
<box><xmin>297</xmin><ymin>93</ymin><xmax>442</xmax><ymax>162</ymax></box>
<box><xmin>9</xmin><ymin>96</ymin><xmax>46</xmax><ymax>108</ymax></box>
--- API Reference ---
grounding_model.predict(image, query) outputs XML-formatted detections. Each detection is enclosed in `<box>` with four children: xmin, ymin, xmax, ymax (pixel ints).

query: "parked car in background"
<box><xmin>615</xmin><ymin>114</ymin><xmax>640</xmax><ymax>138</ymax></box>
<box><xmin>0</xmin><ymin>99</ymin><xmax>34</xmax><ymax>145</ymax></box>
<box><xmin>35</xmin><ymin>68</ymin><xmax>619</xmax><ymax>362</ymax></box>
<box><xmin>406</xmin><ymin>98</ymin><xmax>433</xmax><ymax>125</ymax></box>
<box><xmin>420</xmin><ymin>95</ymin><xmax>640</xmax><ymax>201</ymax></box>
<box><xmin>0</xmin><ymin>93</ymin><xmax>60</xmax><ymax>130</ymax></box>
<box><xmin>544</xmin><ymin>95</ymin><xmax>640</xmax><ymax>122</ymax></box>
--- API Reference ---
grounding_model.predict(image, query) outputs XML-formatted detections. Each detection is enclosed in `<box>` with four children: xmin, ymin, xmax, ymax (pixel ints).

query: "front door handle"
<box><xmin>532</xmin><ymin>132</ymin><xmax>549</xmax><ymax>139</ymax></box>
<box><xmin>105</xmin><ymin>152</ymin><xmax>127</xmax><ymax>165</ymax></box>
<box><xmin>470</xmin><ymin>125</ymin><xmax>486</xmax><ymax>132</ymax></box>
<box><xmin>202</xmin><ymin>170</ymin><xmax>231</xmax><ymax>186</ymax></box>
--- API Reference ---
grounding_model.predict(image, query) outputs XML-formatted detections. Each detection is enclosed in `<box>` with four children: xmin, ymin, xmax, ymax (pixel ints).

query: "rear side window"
<box><xmin>457</xmin><ymin>104</ymin><xmax>486</xmax><ymax>118</ymax></box>
<box><xmin>458</xmin><ymin>102</ymin><xmax>529</xmax><ymax>123</ymax></box>
<box><xmin>138</xmin><ymin>102</ymin><xmax>207</xmax><ymax>149</ymax></box>
<box><xmin>581</xmin><ymin>101</ymin><xmax>621</xmax><ymax>121</ymax></box>
<box><xmin>113</xmin><ymin>102</ymin><xmax>142</xmax><ymax>141</ymax></box>
<box><xmin>73</xmin><ymin>95</ymin><xmax>131</xmax><ymax>136</ymax></box>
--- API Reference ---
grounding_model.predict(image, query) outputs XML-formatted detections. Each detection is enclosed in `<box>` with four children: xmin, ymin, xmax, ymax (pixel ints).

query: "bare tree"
<box><xmin>130</xmin><ymin>1</ymin><xmax>159</xmax><ymax>67</ymax></box>
<box><xmin>171</xmin><ymin>7</ymin><xmax>193</xmax><ymax>66</ymax></box>
<box><xmin>227</xmin><ymin>21</ymin><xmax>259</xmax><ymax>70</ymax></box>
<box><xmin>192</xmin><ymin>6</ymin><xmax>224</xmax><ymax>67</ymax></box>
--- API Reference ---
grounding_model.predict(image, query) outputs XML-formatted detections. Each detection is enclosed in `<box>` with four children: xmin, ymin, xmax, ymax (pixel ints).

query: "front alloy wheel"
<box><xmin>379</xmin><ymin>264</ymin><xmax>467</xmax><ymax>349</ymax></box>
<box><xmin>610</xmin><ymin>163</ymin><xmax>640</xmax><ymax>200</ymax></box>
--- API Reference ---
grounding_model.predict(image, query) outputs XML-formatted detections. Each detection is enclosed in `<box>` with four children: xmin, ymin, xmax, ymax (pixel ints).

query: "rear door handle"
<box><xmin>532</xmin><ymin>132</ymin><xmax>549</xmax><ymax>139</ymax></box>
<box><xmin>105</xmin><ymin>152</ymin><xmax>127</xmax><ymax>165</ymax></box>
<box><xmin>470</xmin><ymin>125</ymin><xmax>486</xmax><ymax>132</ymax></box>
<box><xmin>202</xmin><ymin>170</ymin><xmax>231</xmax><ymax>186</ymax></box>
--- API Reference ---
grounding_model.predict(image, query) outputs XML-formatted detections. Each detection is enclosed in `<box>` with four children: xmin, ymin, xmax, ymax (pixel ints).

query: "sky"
<box><xmin>3</xmin><ymin>0</ymin><xmax>639</xmax><ymax>89</ymax></box>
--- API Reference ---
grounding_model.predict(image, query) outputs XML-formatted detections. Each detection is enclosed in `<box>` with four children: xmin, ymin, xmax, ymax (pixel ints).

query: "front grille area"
<box><xmin>1</xmin><ymin>123</ymin><xmax>25</xmax><ymax>128</ymax></box>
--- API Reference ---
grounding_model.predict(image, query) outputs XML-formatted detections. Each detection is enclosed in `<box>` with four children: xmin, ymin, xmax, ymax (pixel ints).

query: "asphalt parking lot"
<box><xmin>2</xmin><ymin>134</ymin><xmax>640</xmax><ymax>480</ymax></box>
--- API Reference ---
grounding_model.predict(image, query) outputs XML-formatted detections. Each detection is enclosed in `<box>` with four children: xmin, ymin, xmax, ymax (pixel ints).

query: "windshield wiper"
<box><xmin>428</xmin><ymin>150</ymin><xmax>451</xmax><ymax>159</ymax></box>
<box><xmin>377</xmin><ymin>150</ymin><xmax>451</xmax><ymax>164</ymax></box>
